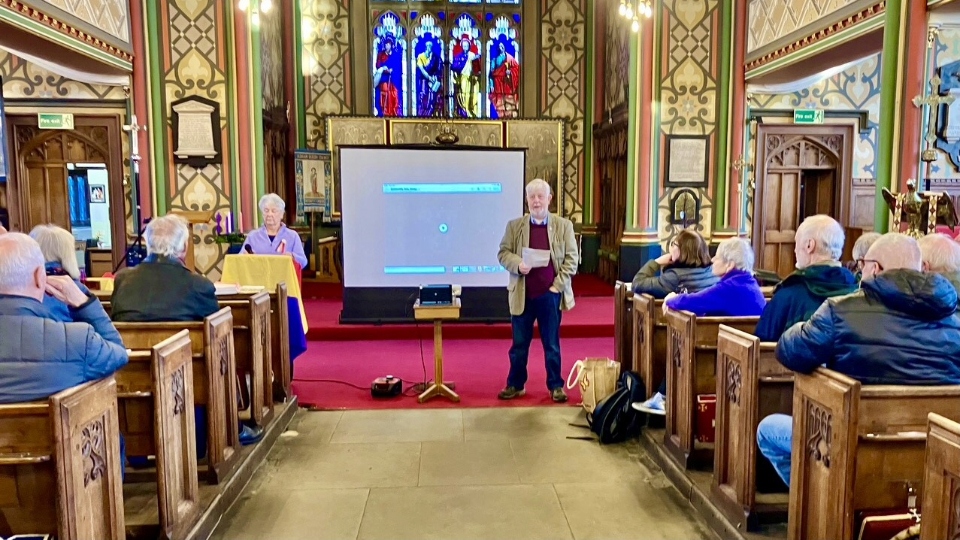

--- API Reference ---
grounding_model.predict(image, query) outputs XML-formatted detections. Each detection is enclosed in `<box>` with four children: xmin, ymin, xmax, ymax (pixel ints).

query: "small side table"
<box><xmin>413</xmin><ymin>299</ymin><xmax>461</xmax><ymax>403</ymax></box>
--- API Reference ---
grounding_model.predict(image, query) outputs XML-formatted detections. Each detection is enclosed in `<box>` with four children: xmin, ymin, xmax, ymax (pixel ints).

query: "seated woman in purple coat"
<box><xmin>635</xmin><ymin>237</ymin><xmax>766</xmax><ymax>416</ymax></box>
<box><xmin>240</xmin><ymin>193</ymin><xmax>308</xmax><ymax>269</ymax></box>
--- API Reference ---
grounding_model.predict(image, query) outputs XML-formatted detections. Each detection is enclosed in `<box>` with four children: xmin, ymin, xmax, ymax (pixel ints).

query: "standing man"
<box><xmin>497</xmin><ymin>178</ymin><xmax>579</xmax><ymax>402</ymax></box>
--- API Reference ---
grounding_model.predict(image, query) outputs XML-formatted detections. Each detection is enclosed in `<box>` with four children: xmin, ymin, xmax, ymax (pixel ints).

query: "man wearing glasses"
<box><xmin>756</xmin><ymin>232</ymin><xmax>960</xmax><ymax>486</ymax></box>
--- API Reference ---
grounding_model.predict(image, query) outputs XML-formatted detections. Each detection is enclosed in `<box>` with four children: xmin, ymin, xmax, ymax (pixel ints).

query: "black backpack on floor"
<box><xmin>579</xmin><ymin>371</ymin><xmax>646</xmax><ymax>444</ymax></box>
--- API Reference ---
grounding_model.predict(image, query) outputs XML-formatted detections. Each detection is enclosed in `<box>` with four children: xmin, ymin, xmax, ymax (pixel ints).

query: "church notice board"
<box><xmin>664</xmin><ymin>135</ymin><xmax>709</xmax><ymax>188</ymax></box>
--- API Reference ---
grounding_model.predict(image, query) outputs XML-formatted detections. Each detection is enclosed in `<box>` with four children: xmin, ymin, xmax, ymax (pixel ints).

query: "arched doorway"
<box><xmin>752</xmin><ymin>124</ymin><xmax>854</xmax><ymax>278</ymax></box>
<box><xmin>5</xmin><ymin>114</ymin><xmax>126</xmax><ymax>267</ymax></box>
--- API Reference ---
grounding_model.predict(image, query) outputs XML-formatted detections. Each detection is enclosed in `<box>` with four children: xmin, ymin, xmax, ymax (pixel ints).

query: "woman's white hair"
<box><xmin>714</xmin><ymin>237</ymin><xmax>755</xmax><ymax>272</ymax></box>
<box><xmin>525</xmin><ymin>178</ymin><xmax>552</xmax><ymax>197</ymax></box>
<box><xmin>145</xmin><ymin>214</ymin><xmax>190</xmax><ymax>258</ymax></box>
<box><xmin>918</xmin><ymin>233</ymin><xmax>960</xmax><ymax>273</ymax></box>
<box><xmin>852</xmin><ymin>232</ymin><xmax>881</xmax><ymax>261</ymax></box>
<box><xmin>259</xmin><ymin>193</ymin><xmax>286</xmax><ymax>213</ymax></box>
<box><xmin>29</xmin><ymin>224</ymin><xmax>80</xmax><ymax>279</ymax></box>
<box><xmin>0</xmin><ymin>233</ymin><xmax>45</xmax><ymax>292</ymax></box>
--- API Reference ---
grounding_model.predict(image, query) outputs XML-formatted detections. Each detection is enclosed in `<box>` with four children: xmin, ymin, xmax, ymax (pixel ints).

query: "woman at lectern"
<box><xmin>240</xmin><ymin>193</ymin><xmax>308</xmax><ymax>268</ymax></box>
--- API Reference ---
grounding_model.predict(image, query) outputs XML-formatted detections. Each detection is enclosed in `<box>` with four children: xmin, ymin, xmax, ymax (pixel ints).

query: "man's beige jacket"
<box><xmin>498</xmin><ymin>212</ymin><xmax>578</xmax><ymax>316</ymax></box>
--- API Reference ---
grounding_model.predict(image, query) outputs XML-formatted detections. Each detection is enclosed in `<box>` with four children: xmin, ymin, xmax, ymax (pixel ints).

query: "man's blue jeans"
<box><xmin>757</xmin><ymin>413</ymin><xmax>793</xmax><ymax>486</ymax></box>
<box><xmin>507</xmin><ymin>291</ymin><xmax>564</xmax><ymax>390</ymax></box>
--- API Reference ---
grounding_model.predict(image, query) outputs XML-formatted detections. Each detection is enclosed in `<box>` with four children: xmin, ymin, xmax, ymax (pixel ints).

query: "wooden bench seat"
<box><xmin>632</xmin><ymin>293</ymin><xmax>666</xmax><ymax>398</ymax></box>
<box><xmin>920</xmin><ymin>413</ymin><xmax>960</xmax><ymax>540</ymax></box>
<box><xmin>664</xmin><ymin>310</ymin><xmax>759</xmax><ymax>470</ymax></box>
<box><xmin>114</xmin><ymin>308</ymin><xmax>241</xmax><ymax>485</ymax></box>
<box><xmin>217</xmin><ymin>292</ymin><xmax>274</xmax><ymax>428</ymax></box>
<box><xmin>789</xmin><ymin>368</ymin><xmax>960</xmax><ymax>540</ymax></box>
<box><xmin>712</xmin><ymin>325</ymin><xmax>793</xmax><ymax>532</ymax></box>
<box><xmin>0</xmin><ymin>377</ymin><xmax>125</xmax><ymax>539</ymax></box>
<box><xmin>115</xmin><ymin>331</ymin><xmax>201</xmax><ymax>540</ymax></box>
<box><xmin>614</xmin><ymin>281</ymin><xmax>633</xmax><ymax>368</ymax></box>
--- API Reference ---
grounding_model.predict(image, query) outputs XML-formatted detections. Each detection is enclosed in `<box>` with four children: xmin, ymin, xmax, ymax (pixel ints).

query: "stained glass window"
<box><xmin>368</xmin><ymin>2</ymin><xmax>522</xmax><ymax>118</ymax></box>
<box><xmin>372</xmin><ymin>12</ymin><xmax>408</xmax><ymax>117</ymax></box>
<box><xmin>486</xmin><ymin>15</ymin><xmax>520</xmax><ymax>118</ymax></box>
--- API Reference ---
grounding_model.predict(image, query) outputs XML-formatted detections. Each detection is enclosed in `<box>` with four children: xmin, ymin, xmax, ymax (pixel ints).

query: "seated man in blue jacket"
<box><xmin>757</xmin><ymin>233</ymin><xmax>960</xmax><ymax>486</ymax></box>
<box><xmin>0</xmin><ymin>233</ymin><xmax>128</xmax><ymax>403</ymax></box>
<box><xmin>754</xmin><ymin>215</ymin><xmax>858</xmax><ymax>342</ymax></box>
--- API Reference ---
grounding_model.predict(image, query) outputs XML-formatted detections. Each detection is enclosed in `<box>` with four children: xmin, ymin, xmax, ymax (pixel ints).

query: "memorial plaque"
<box><xmin>171</xmin><ymin>96</ymin><xmax>222</xmax><ymax>167</ymax></box>
<box><xmin>664</xmin><ymin>135</ymin><xmax>709</xmax><ymax>187</ymax></box>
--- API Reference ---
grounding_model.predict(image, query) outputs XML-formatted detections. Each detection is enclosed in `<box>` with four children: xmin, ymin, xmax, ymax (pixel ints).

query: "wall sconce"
<box><xmin>620</xmin><ymin>1</ymin><xmax>652</xmax><ymax>33</ymax></box>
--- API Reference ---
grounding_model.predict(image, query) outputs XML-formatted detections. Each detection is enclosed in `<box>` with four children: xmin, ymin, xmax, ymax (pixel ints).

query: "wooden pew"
<box><xmin>920</xmin><ymin>413</ymin><xmax>960</xmax><ymax>540</ymax></box>
<box><xmin>218</xmin><ymin>284</ymin><xmax>292</xmax><ymax>402</ymax></box>
<box><xmin>632</xmin><ymin>293</ymin><xmax>666</xmax><ymax>398</ymax></box>
<box><xmin>789</xmin><ymin>369</ymin><xmax>960</xmax><ymax>540</ymax></box>
<box><xmin>712</xmin><ymin>326</ymin><xmax>793</xmax><ymax>531</ymax></box>
<box><xmin>217</xmin><ymin>292</ymin><xmax>274</xmax><ymax>428</ymax></box>
<box><xmin>0</xmin><ymin>377</ymin><xmax>125</xmax><ymax>539</ymax></box>
<box><xmin>114</xmin><ymin>308</ymin><xmax>242</xmax><ymax>485</ymax></box>
<box><xmin>614</xmin><ymin>281</ymin><xmax>633</xmax><ymax>368</ymax></box>
<box><xmin>115</xmin><ymin>331</ymin><xmax>201</xmax><ymax>540</ymax></box>
<box><xmin>663</xmin><ymin>310</ymin><xmax>760</xmax><ymax>470</ymax></box>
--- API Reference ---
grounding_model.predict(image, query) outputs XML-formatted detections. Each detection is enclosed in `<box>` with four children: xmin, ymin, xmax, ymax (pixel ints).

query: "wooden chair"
<box><xmin>663</xmin><ymin>309</ymin><xmax>759</xmax><ymax>470</ymax></box>
<box><xmin>788</xmin><ymin>368</ymin><xmax>960</xmax><ymax>540</ymax></box>
<box><xmin>920</xmin><ymin>412</ymin><xmax>960</xmax><ymax>540</ymax></box>
<box><xmin>632</xmin><ymin>293</ymin><xmax>666</xmax><ymax>398</ymax></box>
<box><xmin>114</xmin><ymin>308</ymin><xmax>241</xmax><ymax>485</ymax></box>
<box><xmin>115</xmin><ymin>331</ymin><xmax>202</xmax><ymax>540</ymax></box>
<box><xmin>217</xmin><ymin>292</ymin><xmax>274</xmax><ymax>428</ymax></box>
<box><xmin>0</xmin><ymin>377</ymin><xmax>125</xmax><ymax>539</ymax></box>
<box><xmin>712</xmin><ymin>325</ymin><xmax>793</xmax><ymax>532</ymax></box>
<box><xmin>614</xmin><ymin>281</ymin><xmax>633</xmax><ymax>368</ymax></box>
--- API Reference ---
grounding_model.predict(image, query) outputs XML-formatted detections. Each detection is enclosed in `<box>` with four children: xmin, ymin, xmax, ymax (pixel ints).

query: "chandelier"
<box><xmin>618</xmin><ymin>0</ymin><xmax>653</xmax><ymax>33</ymax></box>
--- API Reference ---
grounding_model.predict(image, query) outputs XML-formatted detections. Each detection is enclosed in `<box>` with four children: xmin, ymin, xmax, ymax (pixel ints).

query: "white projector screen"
<box><xmin>340</xmin><ymin>147</ymin><xmax>525</xmax><ymax>288</ymax></box>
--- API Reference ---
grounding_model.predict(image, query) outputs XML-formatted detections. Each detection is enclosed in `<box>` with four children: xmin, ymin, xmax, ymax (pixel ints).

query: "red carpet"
<box><xmin>304</xmin><ymin>295</ymin><xmax>612</xmax><ymax>341</ymax></box>
<box><xmin>293</xmin><ymin>337</ymin><xmax>614</xmax><ymax>410</ymax></box>
<box><xmin>294</xmin><ymin>273</ymin><xmax>615</xmax><ymax>410</ymax></box>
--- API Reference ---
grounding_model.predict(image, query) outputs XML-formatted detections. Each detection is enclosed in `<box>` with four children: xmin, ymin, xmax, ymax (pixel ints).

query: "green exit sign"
<box><xmin>38</xmin><ymin>113</ymin><xmax>74</xmax><ymax>130</ymax></box>
<box><xmin>793</xmin><ymin>109</ymin><xmax>825</xmax><ymax>124</ymax></box>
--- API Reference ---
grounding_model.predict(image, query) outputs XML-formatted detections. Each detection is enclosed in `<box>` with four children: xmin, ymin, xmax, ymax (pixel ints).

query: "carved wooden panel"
<box><xmin>805</xmin><ymin>401</ymin><xmax>832</xmax><ymax>468</ymax></box>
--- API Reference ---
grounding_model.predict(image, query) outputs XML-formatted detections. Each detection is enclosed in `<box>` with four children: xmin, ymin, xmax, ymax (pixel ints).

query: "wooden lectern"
<box><xmin>413</xmin><ymin>298</ymin><xmax>461</xmax><ymax>403</ymax></box>
<box><xmin>171</xmin><ymin>210</ymin><xmax>214</xmax><ymax>272</ymax></box>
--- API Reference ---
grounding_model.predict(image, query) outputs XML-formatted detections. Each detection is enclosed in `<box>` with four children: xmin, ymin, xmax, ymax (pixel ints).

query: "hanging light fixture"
<box><xmin>238</xmin><ymin>0</ymin><xmax>249</xmax><ymax>10</ymax></box>
<box><xmin>631</xmin><ymin>16</ymin><xmax>640</xmax><ymax>33</ymax></box>
<box><xmin>618</xmin><ymin>0</ymin><xmax>628</xmax><ymax>17</ymax></box>
<box><xmin>261</xmin><ymin>0</ymin><xmax>272</xmax><ymax>12</ymax></box>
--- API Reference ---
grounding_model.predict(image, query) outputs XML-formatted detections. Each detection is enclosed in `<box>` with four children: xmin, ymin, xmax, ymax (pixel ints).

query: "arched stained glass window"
<box><xmin>372</xmin><ymin>12</ymin><xmax>408</xmax><ymax>117</ymax></box>
<box><xmin>486</xmin><ymin>15</ymin><xmax>520</xmax><ymax>118</ymax></box>
<box><xmin>368</xmin><ymin>1</ymin><xmax>522</xmax><ymax>118</ymax></box>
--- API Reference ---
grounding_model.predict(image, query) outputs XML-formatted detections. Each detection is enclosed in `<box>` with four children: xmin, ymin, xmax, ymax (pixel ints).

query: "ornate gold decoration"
<box><xmin>883</xmin><ymin>179</ymin><xmax>958</xmax><ymax>238</ymax></box>
<box><xmin>0</xmin><ymin>0</ymin><xmax>133</xmax><ymax>62</ymax></box>
<box><xmin>745</xmin><ymin>2</ymin><xmax>885</xmax><ymax>72</ymax></box>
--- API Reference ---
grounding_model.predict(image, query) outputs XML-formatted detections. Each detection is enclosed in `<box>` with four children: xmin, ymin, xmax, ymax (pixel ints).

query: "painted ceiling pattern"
<box><xmin>747</xmin><ymin>0</ymin><xmax>858</xmax><ymax>53</ymax></box>
<box><xmin>41</xmin><ymin>0</ymin><xmax>130</xmax><ymax>42</ymax></box>
<box><xmin>749</xmin><ymin>52</ymin><xmax>882</xmax><ymax>179</ymax></box>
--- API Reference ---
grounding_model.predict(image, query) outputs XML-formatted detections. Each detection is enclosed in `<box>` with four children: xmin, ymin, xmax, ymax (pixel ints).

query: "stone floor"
<box><xmin>209</xmin><ymin>407</ymin><xmax>718</xmax><ymax>540</ymax></box>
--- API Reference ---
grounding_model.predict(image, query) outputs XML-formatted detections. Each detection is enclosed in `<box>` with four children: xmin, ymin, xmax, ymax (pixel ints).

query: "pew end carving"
<box><xmin>0</xmin><ymin>377</ymin><xmax>125</xmax><ymax>540</ymax></box>
<box><xmin>712</xmin><ymin>325</ymin><xmax>792</xmax><ymax>532</ymax></box>
<box><xmin>921</xmin><ymin>412</ymin><xmax>960</xmax><ymax>540</ymax></box>
<box><xmin>664</xmin><ymin>310</ymin><xmax>759</xmax><ymax>471</ymax></box>
<box><xmin>614</xmin><ymin>281</ymin><xmax>634</xmax><ymax>368</ymax></box>
<box><xmin>633</xmin><ymin>293</ymin><xmax>666</xmax><ymax>399</ymax></box>
<box><xmin>217</xmin><ymin>292</ymin><xmax>275</xmax><ymax>428</ymax></box>
<box><xmin>789</xmin><ymin>369</ymin><xmax>960</xmax><ymax>540</ymax></box>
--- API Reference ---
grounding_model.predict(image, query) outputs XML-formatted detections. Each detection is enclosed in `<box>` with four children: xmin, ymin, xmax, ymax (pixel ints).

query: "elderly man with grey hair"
<box><xmin>110</xmin><ymin>214</ymin><xmax>219</xmax><ymax>322</ymax></box>
<box><xmin>497</xmin><ymin>178</ymin><xmax>579</xmax><ymax>402</ymax></box>
<box><xmin>754</xmin><ymin>215</ymin><xmax>857</xmax><ymax>342</ymax></box>
<box><xmin>919</xmin><ymin>233</ymin><xmax>960</xmax><ymax>293</ymax></box>
<box><xmin>240</xmin><ymin>193</ymin><xmax>308</xmax><ymax>268</ymax></box>
<box><xmin>0</xmin><ymin>233</ymin><xmax>127</xmax><ymax>403</ymax></box>
<box><xmin>758</xmin><ymin>232</ymin><xmax>960</xmax><ymax>486</ymax></box>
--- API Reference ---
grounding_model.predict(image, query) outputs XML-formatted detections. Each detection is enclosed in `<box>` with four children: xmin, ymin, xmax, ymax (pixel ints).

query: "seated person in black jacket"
<box><xmin>111</xmin><ymin>215</ymin><xmax>262</xmax><ymax>445</ymax></box>
<box><xmin>111</xmin><ymin>214</ymin><xmax>219</xmax><ymax>322</ymax></box>
<box><xmin>757</xmin><ymin>233</ymin><xmax>960</xmax><ymax>486</ymax></box>
<box><xmin>754</xmin><ymin>215</ymin><xmax>857</xmax><ymax>342</ymax></box>
<box><xmin>631</xmin><ymin>230</ymin><xmax>718</xmax><ymax>298</ymax></box>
